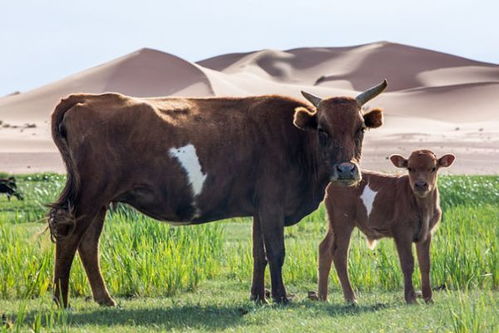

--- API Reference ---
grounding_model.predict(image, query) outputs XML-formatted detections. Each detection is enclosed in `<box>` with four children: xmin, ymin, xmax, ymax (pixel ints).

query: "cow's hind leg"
<box><xmin>51</xmin><ymin>195</ymin><xmax>102</xmax><ymax>307</ymax></box>
<box><xmin>250</xmin><ymin>216</ymin><xmax>268</xmax><ymax>303</ymax></box>
<box><xmin>78</xmin><ymin>207</ymin><xmax>116</xmax><ymax>306</ymax></box>
<box><xmin>53</xmin><ymin>217</ymin><xmax>94</xmax><ymax>308</ymax></box>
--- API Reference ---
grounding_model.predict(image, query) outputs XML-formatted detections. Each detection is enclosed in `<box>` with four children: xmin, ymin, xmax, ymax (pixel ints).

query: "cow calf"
<box><xmin>317</xmin><ymin>150</ymin><xmax>455</xmax><ymax>304</ymax></box>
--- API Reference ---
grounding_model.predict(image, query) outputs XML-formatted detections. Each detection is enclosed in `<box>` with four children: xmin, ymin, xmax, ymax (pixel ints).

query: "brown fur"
<box><xmin>317</xmin><ymin>150</ymin><xmax>455</xmax><ymax>304</ymax></box>
<box><xmin>49</xmin><ymin>90</ymin><xmax>384</xmax><ymax>307</ymax></box>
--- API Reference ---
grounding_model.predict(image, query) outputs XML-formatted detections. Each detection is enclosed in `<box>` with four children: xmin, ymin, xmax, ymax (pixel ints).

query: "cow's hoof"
<box><xmin>96</xmin><ymin>297</ymin><xmax>117</xmax><ymax>307</ymax></box>
<box><xmin>273</xmin><ymin>296</ymin><xmax>290</xmax><ymax>305</ymax></box>
<box><xmin>424</xmin><ymin>298</ymin><xmax>434</xmax><ymax>304</ymax></box>
<box><xmin>250</xmin><ymin>294</ymin><xmax>268</xmax><ymax>305</ymax></box>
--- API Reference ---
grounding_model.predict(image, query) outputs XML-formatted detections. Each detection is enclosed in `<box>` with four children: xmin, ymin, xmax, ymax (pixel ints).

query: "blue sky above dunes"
<box><xmin>1</xmin><ymin>0</ymin><xmax>497</xmax><ymax>96</ymax></box>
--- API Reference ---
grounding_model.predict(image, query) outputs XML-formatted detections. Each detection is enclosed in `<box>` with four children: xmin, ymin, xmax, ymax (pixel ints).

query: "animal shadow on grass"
<box><xmin>17</xmin><ymin>299</ymin><xmax>391</xmax><ymax>330</ymax></box>
<box><xmin>23</xmin><ymin>304</ymin><xmax>248</xmax><ymax>330</ymax></box>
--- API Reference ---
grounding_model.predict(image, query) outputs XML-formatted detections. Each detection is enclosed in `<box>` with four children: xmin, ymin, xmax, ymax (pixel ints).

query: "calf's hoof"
<box><xmin>405</xmin><ymin>297</ymin><xmax>417</xmax><ymax>305</ymax></box>
<box><xmin>96</xmin><ymin>297</ymin><xmax>117</xmax><ymax>307</ymax></box>
<box><xmin>345</xmin><ymin>299</ymin><xmax>358</xmax><ymax>307</ymax></box>
<box><xmin>308</xmin><ymin>291</ymin><xmax>319</xmax><ymax>301</ymax></box>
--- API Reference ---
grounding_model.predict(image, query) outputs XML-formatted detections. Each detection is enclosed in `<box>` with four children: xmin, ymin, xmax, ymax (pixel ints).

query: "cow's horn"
<box><xmin>301</xmin><ymin>91</ymin><xmax>322</xmax><ymax>107</ymax></box>
<box><xmin>355</xmin><ymin>79</ymin><xmax>388</xmax><ymax>106</ymax></box>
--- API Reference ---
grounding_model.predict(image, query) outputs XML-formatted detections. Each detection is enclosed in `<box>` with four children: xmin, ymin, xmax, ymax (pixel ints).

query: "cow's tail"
<box><xmin>48</xmin><ymin>95</ymin><xmax>86</xmax><ymax>242</ymax></box>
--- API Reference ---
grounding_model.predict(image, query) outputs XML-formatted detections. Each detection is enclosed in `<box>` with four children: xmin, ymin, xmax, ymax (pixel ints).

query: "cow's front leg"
<box><xmin>259</xmin><ymin>207</ymin><xmax>287</xmax><ymax>304</ymax></box>
<box><xmin>250</xmin><ymin>216</ymin><xmax>268</xmax><ymax>303</ymax></box>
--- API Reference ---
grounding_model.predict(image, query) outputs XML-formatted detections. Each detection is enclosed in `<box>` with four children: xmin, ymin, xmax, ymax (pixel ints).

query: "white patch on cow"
<box><xmin>360</xmin><ymin>183</ymin><xmax>377</xmax><ymax>218</ymax></box>
<box><xmin>168</xmin><ymin>144</ymin><xmax>207</xmax><ymax>217</ymax></box>
<box><xmin>367</xmin><ymin>238</ymin><xmax>378</xmax><ymax>250</ymax></box>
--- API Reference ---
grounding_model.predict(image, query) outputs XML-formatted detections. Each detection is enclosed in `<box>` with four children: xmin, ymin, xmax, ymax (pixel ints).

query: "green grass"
<box><xmin>0</xmin><ymin>174</ymin><xmax>497</xmax><ymax>332</ymax></box>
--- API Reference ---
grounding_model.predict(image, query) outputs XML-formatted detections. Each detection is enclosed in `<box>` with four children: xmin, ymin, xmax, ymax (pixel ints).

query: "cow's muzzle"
<box><xmin>330</xmin><ymin>162</ymin><xmax>361</xmax><ymax>186</ymax></box>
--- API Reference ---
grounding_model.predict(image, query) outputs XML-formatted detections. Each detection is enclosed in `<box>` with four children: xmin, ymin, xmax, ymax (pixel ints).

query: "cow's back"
<box><xmin>58</xmin><ymin>92</ymin><xmax>321</xmax><ymax>224</ymax></box>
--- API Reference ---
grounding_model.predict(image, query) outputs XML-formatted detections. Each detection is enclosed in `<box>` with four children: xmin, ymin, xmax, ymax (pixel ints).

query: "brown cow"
<box><xmin>48</xmin><ymin>80</ymin><xmax>387</xmax><ymax>307</ymax></box>
<box><xmin>315</xmin><ymin>150</ymin><xmax>455</xmax><ymax>304</ymax></box>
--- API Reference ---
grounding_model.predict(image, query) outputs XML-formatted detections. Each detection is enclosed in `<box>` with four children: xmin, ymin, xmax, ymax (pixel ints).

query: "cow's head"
<box><xmin>294</xmin><ymin>80</ymin><xmax>386</xmax><ymax>186</ymax></box>
<box><xmin>390</xmin><ymin>150</ymin><xmax>455</xmax><ymax>198</ymax></box>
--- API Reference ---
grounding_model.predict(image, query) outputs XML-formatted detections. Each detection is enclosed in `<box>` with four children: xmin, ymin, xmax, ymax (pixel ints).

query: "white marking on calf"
<box><xmin>360</xmin><ymin>183</ymin><xmax>377</xmax><ymax>218</ymax></box>
<box><xmin>168</xmin><ymin>144</ymin><xmax>207</xmax><ymax>218</ymax></box>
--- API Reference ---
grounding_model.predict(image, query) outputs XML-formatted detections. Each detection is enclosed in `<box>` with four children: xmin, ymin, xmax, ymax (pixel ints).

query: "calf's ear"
<box><xmin>390</xmin><ymin>154</ymin><xmax>408</xmax><ymax>168</ymax></box>
<box><xmin>293</xmin><ymin>107</ymin><xmax>317</xmax><ymax>130</ymax></box>
<box><xmin>438</xmin><ymin>154</ymin><xmax>455</xmax><ymax>168</ymax></box>
<box><xmin>364</xmin><ymin>108</ymin><xmax>383</xmax><ymax>128</ymax></box>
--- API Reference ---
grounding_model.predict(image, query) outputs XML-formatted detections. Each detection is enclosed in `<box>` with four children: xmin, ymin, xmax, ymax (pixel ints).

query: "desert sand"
<box><xmin>0</xmin><ymin>41</ymin><xmax>498</xmax><ymax>174</ymax></box>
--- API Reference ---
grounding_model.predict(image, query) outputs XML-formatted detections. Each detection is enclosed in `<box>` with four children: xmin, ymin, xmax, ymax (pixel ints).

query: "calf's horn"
<box><xmin>355</xmin><ymin>79</ymin><xmax>388</xmax><ymax>106</ymax></box>
<box><xmin>301</xmin><ymin>91</ymin><xmax>322</xmax><ymax>107</ymax></box>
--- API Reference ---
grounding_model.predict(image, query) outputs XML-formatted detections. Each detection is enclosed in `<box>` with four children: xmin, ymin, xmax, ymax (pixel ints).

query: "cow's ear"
<box><xmin>390</xmin><ymin>154</ymin><xmax>408</xmax><ymax>168</ymax></box>
<box><xmin>364</xmin><ymin>108</ymin><xmax>383</xmax><ymax>128</ymax></box>
<box><xmin>293</xmin><ymin>107</ymin><xmax>317</xmax><ymax>130</ymax></box>
<box><xmin>438</xmin><ymin>154</ymin><xmax>455</xmax><ymax>168</ymax></box>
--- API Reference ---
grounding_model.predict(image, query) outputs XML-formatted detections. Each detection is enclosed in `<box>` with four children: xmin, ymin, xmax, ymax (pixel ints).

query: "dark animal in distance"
<box><xmin>315</xmin><ymin>150</ymin><xmax>455</xmax><ymax>304</ymax></box>
<box><xmin>48</xmin><ymin>80</ymin><xmax>387</xmax><ymax>307</ymax></box>
<box><xmin>0</xmin><ymin>177</ymin><xmax>23</xmax><ymax>201</ymax></box>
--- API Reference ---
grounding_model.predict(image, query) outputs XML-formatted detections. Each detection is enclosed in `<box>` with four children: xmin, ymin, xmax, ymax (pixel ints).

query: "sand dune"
<box><xmin>0</xmin><ymin>41</ymin><xmax>498</xmax><ymax>174</ymax></box>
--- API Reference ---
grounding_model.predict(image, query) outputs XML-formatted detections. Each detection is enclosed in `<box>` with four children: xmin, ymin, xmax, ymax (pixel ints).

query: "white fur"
<box><xmin>367</xmin><ymin>239</ymin><xmax>378</xmax><ymax>250</ymax></box>
<box><xmin>360</xmin><ymin>183</ymin><xmax>377</xmax><ymax>218</ymax></box>
<box><xmin>169</xmin><ymin>144</ymin><xmax>207</xmax><ymax>218</ymax></box>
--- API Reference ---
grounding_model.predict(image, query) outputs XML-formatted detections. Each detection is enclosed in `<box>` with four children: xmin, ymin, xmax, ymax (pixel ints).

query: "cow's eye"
<box><xmin>408</xmin><ymin>168</ymin><xmax>413</xmax><ymax>172</ymax></box>
<box><xmin>431</xmin><ymin>167</ymin><xmax>436</xmax><ymax>172</ymax></box>
<box><xmin>318</xmin><ymin>128</ymin><xmax>329</xmax><ymax>140</ymax></box>
<box><xmin>359</xmin><ymin>126</ymin><xmax>367</xmax><ymax>134</ymax></box>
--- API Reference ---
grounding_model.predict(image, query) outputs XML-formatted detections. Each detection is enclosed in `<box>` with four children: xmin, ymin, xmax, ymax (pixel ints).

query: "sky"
<box><xmin>1</xmin><ymin>0</ymin><xmax>498</xmax><ymax>96</ymax></box>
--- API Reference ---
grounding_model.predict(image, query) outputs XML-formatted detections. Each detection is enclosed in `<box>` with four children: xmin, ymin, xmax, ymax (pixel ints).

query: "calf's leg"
<box><xmin>317</xmin><ymin>229</ymin><xmax>334</xmax><ymax>301</ymax></box>
<box><xmin>394</xmin><ymin>236</ymin><xmax>417</xmax><ymax>304</ymax></box>
<box><xmin>330</xmin><ymin>224</ymin><xmax>355</xmax><ymax>303</ymax></box>
<box><xmin>250</xmin><ymin>216</ymin><xmax>268</xmax><ymax>303</ymax></box>
<box><xmin>416</xmin><ymin>235</ymin><xmax>432</xmax><ymax>303</ymax></box>
<box><xmin>78</xmin><ymin>207</ymin><xmax>116</xmax><ymax>306</ymax></box>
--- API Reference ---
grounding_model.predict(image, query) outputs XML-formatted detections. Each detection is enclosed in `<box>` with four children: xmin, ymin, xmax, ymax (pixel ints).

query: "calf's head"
<box><xmin>294</xmin><ymin>80</ymin><xmax>386</xmax><ymax>186</ymax></box>
<box><xmin>390</xmin><ymin>150</ymin><xmax>455</xmax><ymax>198</ymax></box>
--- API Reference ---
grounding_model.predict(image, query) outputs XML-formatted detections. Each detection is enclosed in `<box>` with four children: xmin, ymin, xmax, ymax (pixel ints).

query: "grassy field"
<box><xmin>0</xmin><ymin>173</ymin><xmax>497</xmax><ymax>332</ymax></box>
